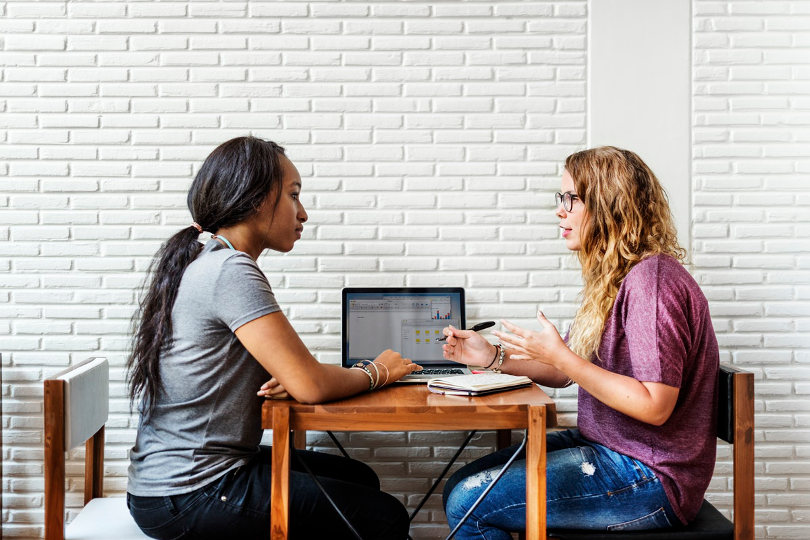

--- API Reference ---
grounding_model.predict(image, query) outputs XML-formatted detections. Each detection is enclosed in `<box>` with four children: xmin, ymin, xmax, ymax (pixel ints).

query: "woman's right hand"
<box><xmin>372</xmin><ymin>349</ymin><xmax>421</xmax><ymax>385</ymax></box>
<box><xmin>440</xmin><ymin>325</ymin><xmax>497</xmax><ymax>368</ymax></box>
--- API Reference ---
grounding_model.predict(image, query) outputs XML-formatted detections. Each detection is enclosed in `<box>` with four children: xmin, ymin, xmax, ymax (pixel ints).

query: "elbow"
<box><xmin>290</xmin><ymin>374</ymin><xmax>336</xmax><ymax>405</ymax></box>
<box><xmin>294</xmin><ymin>393</ymin><xmax>322</xmax><ymax>405</ymax></box>
<box><xmin>290</xmin><ymin>384</ymin><xmax>329</xmax><ymax>405</ymax></box>
<box><xmin>645</xmin><ymin>408</ymin><xmax>674</xmax><ymax>427</ymax></box>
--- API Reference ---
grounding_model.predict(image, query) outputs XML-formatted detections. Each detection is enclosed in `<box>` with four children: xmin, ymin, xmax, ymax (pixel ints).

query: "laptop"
<box><xmin>342</xmin><ymin>287</ymin><xmax>472</xmax><ymax>383</ymax></box>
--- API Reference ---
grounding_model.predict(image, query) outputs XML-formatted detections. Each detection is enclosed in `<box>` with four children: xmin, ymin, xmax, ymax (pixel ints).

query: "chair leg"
<box><xmin>44</xmin><ymin>379</ymin><xmax>66</xmax><ymax>540</ymax></box>
<box><xmin>734</xmin><ymin>372</ymin><xmax>755</xmax><ymax>540</ymax></box>
<box><xmin>85</xmin><ymin>426</ymin><xmax>105</xmax><ymax>503</ymax></box>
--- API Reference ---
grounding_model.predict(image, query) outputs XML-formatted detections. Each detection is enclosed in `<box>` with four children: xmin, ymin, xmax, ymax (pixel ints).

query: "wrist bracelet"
<box><xmin>492</xmin><ymin>344</ymin><xmax>506</xmax><ymax>373</ymax></box>
<box><xmin>375</xmin><ymin>362</ymin><xmax>390</xmax><ymax>387</ymax></box>
<box><xmin>484</xmin><ymin>345</ymin><xmax>499</xmax><ymax>369</ymax></box>
<box><xmin>351</xmin><ymin>365</ymin><xmax>375</xmax><ymax>391</ymax></box>
<box><xmin>367</xmin><ymin>361</ymin><xmax>380</xmax><ymax>387</ymax></box>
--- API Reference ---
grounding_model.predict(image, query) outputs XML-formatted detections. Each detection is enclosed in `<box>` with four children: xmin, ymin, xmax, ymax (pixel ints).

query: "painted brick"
<box><xmin>1</xmin><ymin>2</ymin><xmax>807</xmax><ymax>538</ymax></box>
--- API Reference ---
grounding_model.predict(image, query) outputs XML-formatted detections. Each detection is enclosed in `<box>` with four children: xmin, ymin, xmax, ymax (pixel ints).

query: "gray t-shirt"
<box><xmin>127</xmin><ymin>240</ymin><xmax>280</xmax><ymax>496</ymax></box>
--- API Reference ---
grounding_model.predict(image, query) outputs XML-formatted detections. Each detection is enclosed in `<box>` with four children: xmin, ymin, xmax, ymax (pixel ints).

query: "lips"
<box><xmin>560</xmin><ymin>225</ymin><xmax>572</xmax><ymax>238</ymax></box>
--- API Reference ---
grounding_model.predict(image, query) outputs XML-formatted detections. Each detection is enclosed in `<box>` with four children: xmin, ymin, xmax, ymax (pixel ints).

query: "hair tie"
<box><xmin>191</xmin><ymin>222</ymin><xmax>203</xmax><ymax>233</ymax></box>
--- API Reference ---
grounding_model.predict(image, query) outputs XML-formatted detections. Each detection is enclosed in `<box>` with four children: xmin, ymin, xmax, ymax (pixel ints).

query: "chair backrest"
<box><xmin>44</xmin><ymin>357</ymin><xmax>110</xmax><ymax>540</ymax></box>
<box><xmin>717</xmin><ymin>364</ymin><xmax>755</xmax><ymax>540</ymax></box>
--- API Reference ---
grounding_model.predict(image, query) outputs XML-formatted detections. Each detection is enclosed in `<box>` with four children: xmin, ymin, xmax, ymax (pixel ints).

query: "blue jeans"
<box><xmin>443</xmin><ymin>429</ymin><xmax>679</xmax><ymax>539</ymax></box>
<box><xmin>128</xmin><ymin>446</ymin><xmax>409</xmax><ymax>540</ymax></box>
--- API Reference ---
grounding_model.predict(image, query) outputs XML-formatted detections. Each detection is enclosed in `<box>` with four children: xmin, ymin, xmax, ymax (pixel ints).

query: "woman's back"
<box><xmin>577</xmin><ymin>254</ymin><xmax>719</xmax><ymax>523</ymax></box>
<box><xmin>128</xmin><ymin>240</ymin><xmax>279</xmax><ymax>496</ymax></box>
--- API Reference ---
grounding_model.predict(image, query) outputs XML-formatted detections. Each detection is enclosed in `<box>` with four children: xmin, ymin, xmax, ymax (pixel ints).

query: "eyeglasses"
<box><xmin>554</xmin><ymin>191</ymin><xmax>580</xmax><ymax>212</ymax></box>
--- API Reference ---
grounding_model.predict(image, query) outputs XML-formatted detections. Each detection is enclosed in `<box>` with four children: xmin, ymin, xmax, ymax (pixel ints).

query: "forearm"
<box><xmin>555</xmin><ymin>350</ymin><xmax>675</xmax><ymax>425</ymax></box>
<box><xmin>295</xmin><ymin>363</ymin><xmax>369</xmax><ymax>404</ymax></box>
<box><xmin>236</xmin><ymin>312</ymin><xmax>376</xmax><ymax>404</ymax></box>
<box><xmin>498</xmin><ymin>347</ymin><xmax>572</xmax><ymax>388</ymax></box>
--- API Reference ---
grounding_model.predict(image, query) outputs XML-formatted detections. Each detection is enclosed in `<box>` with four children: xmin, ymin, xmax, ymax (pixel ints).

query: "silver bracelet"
<box><xmin>492</xmin><ymin>344</ymin><xmax>507</xmax><ymax>373</ymax></box>
<box><xmin>367</xmin><ymin>361</ymin><xmax>380</xmax><ymax>388</ymax></box>
<box><xmin>376</xmin><ymin>362</ymin><xmax>390</xmax><ymax>387</ymax></box>
<box><xmin>351</xmin><ymin>366</ymin><xmax>375</xmax><ymax>391</ymax></box>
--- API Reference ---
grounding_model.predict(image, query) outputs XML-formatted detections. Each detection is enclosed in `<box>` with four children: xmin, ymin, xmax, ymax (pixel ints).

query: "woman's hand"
<box><xmin>494</xmin><ymin>311</ymin><xmax>568</xmax><ymax>368</ymax></box>
<box><xmin>441</xmin><ymin>325</ymin><xmax>498</xmax><ymax>368</ymax></box>
<box><xmin>257</xmin><ymin>377</ymin><xmax>290</xmax><ymax>400</ymax></box>
<box><xmin>371</xmin><ymin>349</ymin><xmax>421</xmax><ymax>386</ymax></box>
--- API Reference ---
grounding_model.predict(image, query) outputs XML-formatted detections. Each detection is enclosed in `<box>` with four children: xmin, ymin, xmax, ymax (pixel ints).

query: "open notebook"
<box><xmin>427</xmin><ymin>373</ymin><xmax>533</xmax><ymax>396</ymax></box>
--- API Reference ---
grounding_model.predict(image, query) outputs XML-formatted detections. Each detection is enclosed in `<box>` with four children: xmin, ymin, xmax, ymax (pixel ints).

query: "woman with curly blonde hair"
<box><xmin>441</xmin><ymin>147</ymin><xmax>719</xmax><ymax>537</ymax></box>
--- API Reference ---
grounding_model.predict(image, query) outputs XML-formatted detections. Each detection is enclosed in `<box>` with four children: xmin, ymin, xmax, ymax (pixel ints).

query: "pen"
<box><xmin>435</xmin><ymin>320</ymin><xmax>496</xmax><ymax>342</ymax></box>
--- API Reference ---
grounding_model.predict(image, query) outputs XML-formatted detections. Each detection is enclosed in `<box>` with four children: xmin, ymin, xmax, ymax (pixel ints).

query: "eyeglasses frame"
<box><xmin>554</xmin><ymin>191</ymin><xmax>580</xmax><ymax>212</ymax></box>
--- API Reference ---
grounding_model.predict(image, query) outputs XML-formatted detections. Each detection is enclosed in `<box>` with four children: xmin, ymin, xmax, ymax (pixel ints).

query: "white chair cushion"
<box><xmin>65</xmin><ymin>497</ymin><xmax>150</xmax><ymax>540</ymax></box>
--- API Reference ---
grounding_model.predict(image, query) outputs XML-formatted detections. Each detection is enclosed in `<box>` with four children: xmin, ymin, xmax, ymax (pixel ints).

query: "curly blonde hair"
<box><xmin>565</xmin><ymin>146</ymin><xmax>686</xmax><ymax>360</ymax></box>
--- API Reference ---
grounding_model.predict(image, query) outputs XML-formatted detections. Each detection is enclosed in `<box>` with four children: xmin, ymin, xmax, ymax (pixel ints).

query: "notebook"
<box><xmin>341</xmin><ymin>287</ymin><xmax>472</xmax><ymax>383</ymax></box>
<box><xmin>427</xmin><ymin>373</ymin><xmax>533</xmax><ymax>396</ymax></box>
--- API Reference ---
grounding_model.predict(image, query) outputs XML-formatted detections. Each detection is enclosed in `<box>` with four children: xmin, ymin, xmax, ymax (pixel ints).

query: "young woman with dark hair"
<box><xmin>126</xmin><ymin>136</ymin><xmax>420</xmax><ymax>540</ymax></box>
<box><xmin>441</xmin><ymin>147</ymin><xmax>719</xmax><ymax>538</ymax></box>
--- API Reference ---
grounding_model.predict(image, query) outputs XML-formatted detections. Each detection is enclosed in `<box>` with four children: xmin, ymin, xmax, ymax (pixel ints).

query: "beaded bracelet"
<box><xmin>351</xmin><ymin>365</ymin><xmax>375</xmax><ymax>391</ymax></box>
<box><xmin>367</xmin><ymin>362</ymin><xmax>380</xmax><ymax>386</ymax></box>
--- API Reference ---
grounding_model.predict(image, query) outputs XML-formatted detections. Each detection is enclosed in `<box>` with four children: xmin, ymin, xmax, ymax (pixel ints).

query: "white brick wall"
<box><xmin>693</xmin><ymin>2</ymin><xmax>810</xmax><ymax>538</ymax></box>
<box><xmin>0</xmin><ymin>1</ymin><xmax>807</xmax><ymax>538</ymax></box>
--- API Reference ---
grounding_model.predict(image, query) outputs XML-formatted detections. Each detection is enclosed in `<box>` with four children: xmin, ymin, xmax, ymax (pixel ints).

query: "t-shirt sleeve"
<box><xmin>212</xmin><ymin>253</ymin><xmax>281</xmax><ymax>331</ymax></box>
<box><xmin>622</xmin><ymin>259</ymin><xmax>689</xmax><ymax>388</ymax></box>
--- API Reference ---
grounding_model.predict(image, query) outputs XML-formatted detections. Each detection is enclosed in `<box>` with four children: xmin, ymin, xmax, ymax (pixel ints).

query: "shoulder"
<box><xmin>195</xmin><ymin>240</ymin><xmax>258</xmax><ymax>269</ymax></box>
<box><xmin>624</xmin><ymin>254</ymin><xmax>692</xmax><ymax>289</ymax></box>
<box><xmin>622</xmin><ymin>254</ymin><xmax>706</xmax><ymax>309</ymax></box>
<box><xmin>186</xmin><ymin>242</ymin><xmax>265</xmax><ymax>284</ymax></box>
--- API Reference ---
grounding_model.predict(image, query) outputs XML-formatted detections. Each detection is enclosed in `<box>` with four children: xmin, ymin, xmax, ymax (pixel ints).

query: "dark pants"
<box><xmin>128</xmin><ymin>446</ymin><xmax>410</xmax><ymax>540</ymax></box>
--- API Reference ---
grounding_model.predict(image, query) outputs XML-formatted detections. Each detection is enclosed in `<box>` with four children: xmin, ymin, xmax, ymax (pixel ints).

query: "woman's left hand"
<box><xmin>257</xmin><ymin>377</ymin><xmax>290</xmax><ymax>400</ymax></box>
<box><xmin>494</xmin><ymin>310</ymin><xmax>568</xmax><ymax>368</ymax></box>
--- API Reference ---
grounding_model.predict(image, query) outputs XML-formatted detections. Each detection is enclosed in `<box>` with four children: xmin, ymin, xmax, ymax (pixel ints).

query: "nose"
<box><xmin>298</xmin><ymin>204</ymin><xmax>308</xmax><ymax>223</ymax></box>
<box><xmin>555</xmin><ymin>203</ymin><xmax>566</xmax><ymax>219</ymax></box>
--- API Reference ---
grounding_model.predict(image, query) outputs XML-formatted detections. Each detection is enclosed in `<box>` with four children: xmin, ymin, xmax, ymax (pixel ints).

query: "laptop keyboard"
<box><xmin>415</xmin><ymin>368</ymin><xmax>466</xmax><ymax>375</ymax></box>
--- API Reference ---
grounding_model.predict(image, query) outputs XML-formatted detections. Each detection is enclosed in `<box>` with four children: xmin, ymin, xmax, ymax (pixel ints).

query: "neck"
<box><xmin>213</xmin><ymin>224</ymin><xmax>262</xmax><ymax>260</ymax></box>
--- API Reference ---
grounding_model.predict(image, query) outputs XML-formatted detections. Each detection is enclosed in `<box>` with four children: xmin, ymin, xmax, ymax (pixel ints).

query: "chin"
<box><xmin>267</xmin><ymin>241</ymin><xmax>296</xmax><ymax>253</ymax></box>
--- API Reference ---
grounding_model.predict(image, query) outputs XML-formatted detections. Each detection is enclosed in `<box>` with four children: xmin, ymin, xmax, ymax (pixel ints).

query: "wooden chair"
<box><xmin>44</xmin><ymin>357</ymin><xmax>149</xmax><ymax>540</ymax></box>
<box><xmin>546</xmin><ymin>364</ymin><xmax>755</xmax><ymax>540</ymax></box>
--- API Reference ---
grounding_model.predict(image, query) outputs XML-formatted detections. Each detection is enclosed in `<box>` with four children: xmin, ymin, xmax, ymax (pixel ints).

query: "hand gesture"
<box><xmin>257</xmin><ymin>376</ymin><xmax>290</xmax><ymax>400</ymax></box>
<box><xmin>440</xmin><ymin>325</ymin><xmax>497</xmax><ymax>368</ymax></box>
<box><xmin>494</xmin><ymin>311</ymin><xmax>567</xmax><ymax>367</ymax></box>
<box><xmin>372</xmin><ymin>349</ymin><xmax>421</xmax><ymax>385</ymax></box>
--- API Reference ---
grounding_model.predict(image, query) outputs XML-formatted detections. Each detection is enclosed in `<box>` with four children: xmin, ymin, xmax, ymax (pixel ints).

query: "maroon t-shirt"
<box><xmin>577</xmin><ymin>254</ymin><xmax>719</xmax><ymax>525</ymax></box>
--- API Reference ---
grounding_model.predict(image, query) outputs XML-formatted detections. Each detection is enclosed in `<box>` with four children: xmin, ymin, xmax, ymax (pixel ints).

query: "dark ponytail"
<box><xmin>128</xmin><ymin>137</ymin><xmax>286</xmax><ymax>415</ymax></box>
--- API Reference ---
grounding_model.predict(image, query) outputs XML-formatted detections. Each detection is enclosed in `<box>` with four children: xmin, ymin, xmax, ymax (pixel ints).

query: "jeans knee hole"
<box><xmin>461</xmin><ymin>469</ymin><xmax>495</xmax><ymax>490</ymax></box>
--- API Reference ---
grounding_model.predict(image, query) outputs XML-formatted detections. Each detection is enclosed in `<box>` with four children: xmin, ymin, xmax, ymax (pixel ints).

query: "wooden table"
<box><xmin>261</xmin><ymin>384</ymin><xmax>557</xmax><ymax>540</ymax></box>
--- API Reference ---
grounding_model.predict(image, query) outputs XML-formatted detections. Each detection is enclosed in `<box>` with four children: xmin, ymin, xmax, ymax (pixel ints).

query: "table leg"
<box><xmin>271</xmin><ymin>408</ymin><xmax>291</xmax><ymax>540</ymax></box>
<box><xmin>525</xmin><ymin>405</ymin><xmax>547</xmax><ymax>540</ymax></box>
<box><xmin>496</xmin><ymin>429</ymin><xmax>511</xmax><ymax>450</ymax></box>
<box><xmin>294</xmin><ymin>430</ymin><xmax>307</xmax><ymax>449</ymax></box>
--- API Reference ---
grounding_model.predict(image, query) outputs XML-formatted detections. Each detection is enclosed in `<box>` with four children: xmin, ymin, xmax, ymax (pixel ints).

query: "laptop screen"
<box><xmin>342</xmin><ymin>287</ymin><xmax>466</xmax><ymax>366</ymax></box>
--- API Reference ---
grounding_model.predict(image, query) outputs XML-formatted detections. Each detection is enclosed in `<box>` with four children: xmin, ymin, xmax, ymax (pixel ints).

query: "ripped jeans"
<box><xmin>443</xmin><ymin>429</ymin><xmax>680</xmax><ymax>539</ymax></box>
